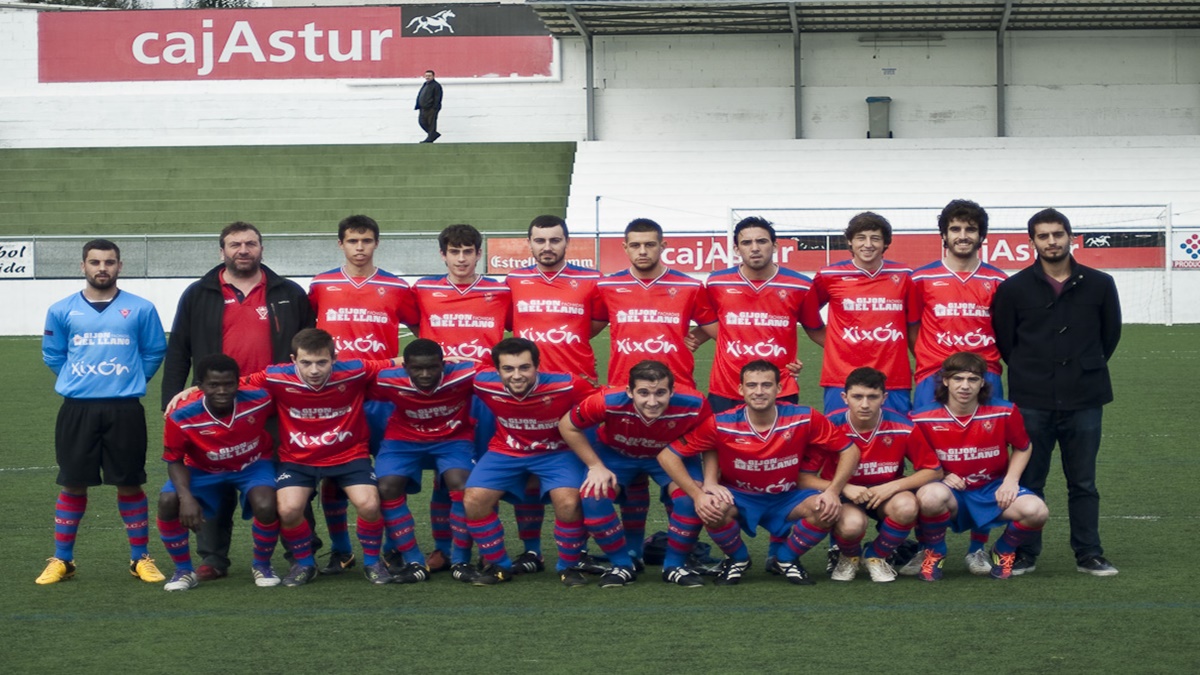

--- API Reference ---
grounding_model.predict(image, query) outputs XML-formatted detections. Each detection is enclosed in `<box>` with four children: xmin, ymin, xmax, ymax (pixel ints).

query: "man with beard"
<box><xmin>162</xmin><ymin>221</ymin><xmax>314</xmax><ymax>582</ymax></box>
<box><xmin>38</xmin><ymin>239</ymin><xmax>168</xmax><ymax>585</ymax></box>
<box><xmin>992</xmin><ymin>208</ymin><xmax>1122</xmax><ymax>577</ymax></box>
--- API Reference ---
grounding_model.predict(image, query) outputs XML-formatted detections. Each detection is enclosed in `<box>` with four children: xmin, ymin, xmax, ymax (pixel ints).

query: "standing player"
<box><xmin>38</xmin><ymin>239</ymin><xmax>168</xmax><ymax>585</ymax></box>
<box><xmin>910</xmin><ymin>352</ymin><xmax>1048</xmax><ymax>580</ymax></box>
<box><xmin>595</xmin><ymin>218</ymin><xmax>717</xmax><ymax>389</ymax></box>
<box><xmin>658</xmin><ymin>361</ymin><xmax>858</xmax><ymax>586</ymax></box>
<box><xmin>162</xmin><ymin>221</ymin><xmax>314</xmax><ymax>582</ymax></box>
<box><xmin>239</xmin><ymin>329</ymin><xmax>397</xmax><ymax>587</ymax></box>
<box><xmin>413</xmin><ymin>223</ymin><xmax>512</xmax><ymax>570</ymax></box>
<box><xmin>369</xmin><ymin>339</ymin><xmax>479</xmax><ymax>583</ymax></box>
<box><xmin>157</xmin><ymin>354</ymin><xmax>281</xmax><ymax>591</ymax></box>
<box><xmin>558</xmin><ymin>360</ymin><xmax>712</xmax><ymax>583</ymax></box>
<box><xmin>909</xmin><ymin>199</ymin><xmax>1007</xmax><ymax>573</ymax></box>
<box><xmin>992</xmin><ymin>208</ymin><xmax>1122</xmax><ymax>577</ymax></box>
<box><xmin>463</xmin><ymin>338</ymin><xmax>642</xmax><ymax>587</ymax></box>
<box><xmin>820</xmin><ymin>367</ymin><xmax>942</xmax><ymax>583</ymax></box>
<box><xmin>800</xmin><ymin>212</ymin><xmax>917</xmax><ymax>414</ymax></box>
<box><xmin>309</xmin><ymin>215</ymin><xmax>419</xmax><ymax>575</ymax></box>
<box><xmin>690</xmin><ymin>216</ymin><xmax>812</xmax><ymax>412</ymax></box>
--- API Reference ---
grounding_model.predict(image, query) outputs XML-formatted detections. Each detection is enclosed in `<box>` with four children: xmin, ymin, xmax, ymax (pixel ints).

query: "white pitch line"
<box><xmin>0</xmin><ymin>466</ymin><xmax>56</xmax><ymax>472</ymax></box>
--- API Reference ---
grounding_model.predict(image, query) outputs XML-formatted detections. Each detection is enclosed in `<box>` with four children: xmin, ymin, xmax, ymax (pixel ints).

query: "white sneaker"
<box><xmin>964</xmin><ymin>549</ymin><xmax>992</xmax><ymax>576</ymax></box>
<box><xmin>163</xmin><ymin>570</ymin><xmax>199</xmax><ymax>592</ymax></box>
<box><xmin>252</xmin><ymin>564</ymin><xmax>282</xmax><ymax>587</ymax></box>
<box><xmin>864</xmin><ymin>557</ymin><xmax>897</xmax><ymax>583</ymax></box>
<box><xmin>897</xmin><ymin>549</ymin><xmax>927</xmax><ymax>576</ymax></box>
<box><xmin>830</xmin><ymin>553</ymin><xmax>860</xmax><ymax>581</ymax></box>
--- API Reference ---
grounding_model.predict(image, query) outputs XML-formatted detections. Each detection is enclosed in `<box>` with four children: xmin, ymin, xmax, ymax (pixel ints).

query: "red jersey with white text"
<box><xmin>910</xmin><ymin>401</ymin><xmax>1030</xmax><ymax>491</ymax></box>
<box><xmin>369</xmin><ymin>361</ymin><xmax>478</xmax><ymax>443</ymax></box>
<box><xmin>413</xmin><ymin>275</ymin><xmax>511</xmax><ymax>361</ymax></box>
<box><xmin>800</xmin><ymin>259</ymin><xmax>916</xmax><ymax>389</ymax></box>
<box><xmin>909</xmin><ymin>260</ymin><xmax>1007</xmax><ymax>381</ymax></box>
<box><xmin>473</xmin><ymin>370</ymin><xmax>595</xmax><ymax>457</ymax></box>
<box><xmin>705</xmin><ymin>266</ymin><xmax>812</xmax><ymax>399</ymax></box>
<box><xmin>163</xmin><ymin>388</ymin><xmax>275</xmax><ymax>473</ymax></box>
<box><xmin>568</xmin><ymin>384</ymin><xmax>711</xmax><ymax>459</ymax></box>
<box><xmin>243</xmin><ymin>359</ymin><xmax>388</xmax><ymax>467</ymax></box>
<box><xmin>821</xmin><ymin>408</ymin><xmax>940</xmax><ymax>487</ymax></box>
<box><xmin>595</xmin><ymin>268</ymin><xmax>717</xmax><ymax>388</ymax></box>
<box><xmin>309</xmin><ymin>267</ymin><xmax>418</xmax><ymax>360</ymax></box>
<box><xmin>667</xmin><ymin>404</ymin><xmax>850</xmax><ymax>494</ymax></box>
<box><xmin>507</xmin><ymin>263</ymin><xmax>602</xmax><ymax>381</ymax></box>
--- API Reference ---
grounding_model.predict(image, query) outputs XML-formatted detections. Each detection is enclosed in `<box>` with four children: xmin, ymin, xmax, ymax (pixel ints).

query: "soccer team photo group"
<box><xmin>38</xmin><ymin>200</ymin><xmax>1123</xmax><ymax>594</ymax></box>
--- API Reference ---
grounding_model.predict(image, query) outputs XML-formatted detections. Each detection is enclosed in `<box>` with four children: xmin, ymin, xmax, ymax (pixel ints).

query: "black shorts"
<box><xmin>275</xmin><ymin>458</ymin><xmax>376</xmax><ymax>491</ymax></box>
<box><xmin>55</xmin><ymin>397</ymin><xmax>148</xmax><ymax>487</ymax></box>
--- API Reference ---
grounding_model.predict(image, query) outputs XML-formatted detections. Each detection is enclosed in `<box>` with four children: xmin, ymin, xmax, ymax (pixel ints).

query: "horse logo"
<box><xmin>407</xmin><ymin>10</ymin><xmax>456</xmax><ymax>34</ymax></box>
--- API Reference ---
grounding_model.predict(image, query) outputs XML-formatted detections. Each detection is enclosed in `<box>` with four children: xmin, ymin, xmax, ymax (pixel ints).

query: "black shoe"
<box><xmin>430</xmin><ymin>132</ymin><xmax>441</xmax><ymax>142</ymax></box>
<box><xmin>319</xmin><ymin>550</ymin><xmax>356</xmax><ymax>575</ymax></box>
<box><xmin>598</xmin><ymin>567</ymin><xmax>636</xmax><ymax>588</ymax></box>
<box><xmin>452</xmin><ymin>562</ymin><xmax>480</xmax><ymax>584</ymax></box>
<box><xmin>1011</xmin><ymin>553</ymin><xmax>1037</xmax><ymax>576</ymax></box>
<box><xmin>571</xmin><ymin>554</ymin><xmax>610</xmax><ymax>575</ymax></box>
<box><xmin>777</xmin><ymin>560</ymin><xmax>815</xmax><ymax>586</ymax></box>
<box><xmin>512</xmin><ymin>551</ymin><xmax>546</xmax><ymax>575</ymax></box>
<box><xmin>560</xmin><ymin>568</ymin><xmax>589</xmax><ymax>587</ymax></box>
<box><xmin>473</xmin><ymin>564</ymin><xmax>511</xmax><ymax>586</ymax></box>
<box><xmin>362</xmin><ymin>561</ymin><xmax>393</xmax><ymax>585</ymax></box>
<box><xmin>281</xmin><ymin>563</ymin><xmax>317</xmax><ymax>588</ymax></box>
<box><xmin>714</xmin><ymin>557</ymin><xmax>751</xmax><ymax>586</ymax></box>
<box><xmin>393</xmin><ymin>561</ymin><xmax>431</xmax><ymax>584</ymax></box>
<box><xmin>1076</xmin><ymin>555</ymin><xmax>1118</xmax><ymax>577</ymax></box>
<box><xmin>662</xmin><ymin>567</ymin><xmax>705</xmax><ymax>587</ymax></box>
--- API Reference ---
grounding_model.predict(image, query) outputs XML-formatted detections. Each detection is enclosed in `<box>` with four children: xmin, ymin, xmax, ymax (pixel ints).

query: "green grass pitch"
<box><xmin>2</xmin><ymin>326</ymin><xmax>1198</xmax><ymax>672</ymax></box>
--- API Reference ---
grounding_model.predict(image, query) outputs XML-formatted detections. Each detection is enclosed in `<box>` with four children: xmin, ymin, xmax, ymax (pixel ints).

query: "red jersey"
<box><xmin>244</xmin><ymin>359</ymin><xmax>387</xmax><ymax>467</ymax></box>
<box><xmin>595</xmin><ymin>268</ymin><xmax>717</xmax><ymax>389</ymax></box>
<box><xmin>910</xmin><ymin>401</ymin><xmax>1030</xmax><ymax>491</ymax></box>
<box><xmin>369</xmin><ymin>361</ymin><xmax>478</xmax><ymax>443</ymax></box>
<box><xmin>309</xmin><ymin>267</ymin><xmax>418</xmax><ymax>360</ymax></box>
<box><xmin>800</xmin><ymin>259</ymin><xmax>917</xmax><ymax>390</ymax></box>
<box><xmin>163</xmin><ymin>388</ymin><xmax>275</xmax><ymax>473</ymax></box>
<box><xmin>822</xmin><ymin>408</ymin><xmax>940</xmax><ymax>487</ymax></box>
<box><xmin>413</xmin><ymin>275</ymin><xmax>511</xmax><ymax>361</ymax></box>
<box><xmin>473</xmin><ymin>370</ymin><xmax>595</xmax><ymax>457</ymax></box>
<box><xmin>909</xmin><ymin>260</ymin><xmax>1007</xmax><ymax>381</ymax></box>
<box><xmin>507</xmin><ymin>263</ymin><xmax>602</xmax><ymax>381</ymax></box>
<box><xmin>568</xmin><ymin>384</ymin><xmax>711</xmax><ymax>459</ymax></box>
<box><xmin>667</xmin><ymin>403</ymin><xmax>850</xmax><ymax>494</ymax></box>
<box><xmin>219</xmin><ymin>270</ymin><xmax>272</xmax><ymax>374</ymax></box>
<box><xmin>704</xmin><ymin>266</ymin><xmax>812</xmax><ymax>399</ymax></box>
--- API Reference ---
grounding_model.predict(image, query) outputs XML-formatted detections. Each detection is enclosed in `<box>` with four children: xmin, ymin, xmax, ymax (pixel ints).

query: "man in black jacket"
<box><xmin>162</xmin><ymin>221</ymin><xmax>314</xmax><ymax>581</ymax></box>
<box><xmin>991</xmin><ymin>208</ymin><xmax>1121</xmax><ymax>577</ymax></box>
<box><xmin>415</xmin><ymin>69</ymin><xmax>443</xmax><ymax>143</ymax></box>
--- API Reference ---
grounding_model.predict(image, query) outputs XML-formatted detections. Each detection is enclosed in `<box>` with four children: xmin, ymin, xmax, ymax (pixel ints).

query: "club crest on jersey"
<box><xmin>668</xmin><ymin>287</ymin><xmax>678</xmax><ymax>297</ymax></box>
<box><xmin>378</xmin><ymin>287</ymin><xmax>386</xmax><ymax>296</ymax></box>
<box><xmin>337</xmin><ymin>384</ymin><xmax>347</xmax><ymax>392</ymax></box>
<box><xmin>569</xmin><ymin>279</ymin><xmax>579</xmax><ymax>289</ymax></box>
<box><xmin>983</xmin><ymin>282</ymin><xmax>993</xmax><ymax>291</ymax></box>
<box><xmin>257</xmin><ymin>307</ymin><xmax>269</xmax><ymax>320</ymax></box>
<box><xmin>484</xmin><ymin>293</ymin><xmax>495</xmax><ymax>303</ymax></box>
<box><xmin>882</xmin><ymin>435</ymin><xmax>893</xmax><ymax>446</ymax></box>
<box><xmin>248</xmin><ymin>415</ymin><xmax>257</xmax><ymax>425</ymax></box>
<box><xmin>542</xmin><ymin>396</ymin><xmax>553</xmax><ymax>405</ymax></box>
<box><xmin>890</xmin><ymin>274</ymin><xmax>901</xmax><ymax>285</ymax></box>
<box><xmin>778</xmin><ymin>289</ymin><xmax>788</xmax><ymax>300</ymax></box>
<box><xmin>668</xmin><ymin>421</ymin><xmax>676</xmax><ymax>429</ymax></box>
<box><xmin>120</xmin><ymin>309</ymin><xmax>131</xmax><ymax>318</ymax></box>
<box><xmin>983</xmin><ymin>420</ymin><xmax>994</xmax><ymax>431</ymax></box>
<box><xmin>783</xmin><ymin>430</ymin><xmax>794</xmax><ymax>440</ymax></box>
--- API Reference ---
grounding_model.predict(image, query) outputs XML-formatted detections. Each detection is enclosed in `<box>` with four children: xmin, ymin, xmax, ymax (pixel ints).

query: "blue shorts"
<box><xmin>730</xmin><ymin>487</ymin><xmax>821</xmax><ymax>538</ymax></box>
<box><xmin>375</xmin><ymin>439</ymin><xmax>474</xmax><ymax>492</ymax></box>
<box><xmin>467</xmin><ymin>451</ymin><xmax>585</xmax><ymax>500</ymax></box>
<box><xmin>275</xmin><ymin>458</ymin><xmax>376</xmax><ymax>490</ymax></box>
<box><xmin>470</xmin><ymin>396</ymin><xmax>497</xmax><ymax>461</ymax></box>
<box><xmin>948</xmin><ymin>479</ymin><xmax>1036</xmax><ymax>533</ymax></box>
<box><xmin>912</xmin><ymin>372</ymin><xmax>1005</xmax><ymax>411</ymax></box>
<box><xmin>824</xmin><ymin>387</ymin><xmax>911</xmax><ymax>416</ymax></box>
<box><xmin>595</xmin><ymin>442</ymin><xmax>702</xmax><ymax>506</ymax></box>
<box><xmin>161</xmin><ymin>459</ymin><xmax>276</xmax><ymax>520</ymax></box>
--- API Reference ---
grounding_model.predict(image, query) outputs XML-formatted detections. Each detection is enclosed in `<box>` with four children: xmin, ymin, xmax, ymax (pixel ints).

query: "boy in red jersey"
<box><xmin>659</xmin><ymin>360</ymin><xmax>858</xmax><ymax>586</ymax></box>
<box><xmin>910</xmin><ymin>352</ymin><xmax>1048</xmax><ymax>581</ymax></box>
<box><xmin>800</xmin><ymin>212</ymin><xmax>917</xmax><ymax>414</ymax></box>
<box><xmin>818</xmin><ymin>368</ymin><xmax>942</xmax><ymax>583</ymax></box>
<box><xmin>309</xmin><ymin>214</ymin><xmax>420</xmax><ymax>575</ymax></box>
<box><xmin>157</xmin><ymin>354</ymin><xmax>281</xmax><ymax>591</ymax></box>
<box><xmin>689</xmin><ymin>216</ymin><xmax>812</xmax><ymax>413</ymax></box>
<box><xmin>594</xmin><ymin>218</ymin><xmax>717</xmax><ymax>389</ymax></box>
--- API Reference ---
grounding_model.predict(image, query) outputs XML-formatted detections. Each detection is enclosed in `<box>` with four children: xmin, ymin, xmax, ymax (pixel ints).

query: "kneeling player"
<box><xmin>157</xmin><ymin>354</ymin><xmax>281</xmax><ymax>591</ymax></box>
<box><xmin>370</xmin><ymin>338</ymin><xmax>477</xmax><ymax>583</ymax></box>
<box><xmin>463</xmin><ymin>338</ymin><xmax>643</xmax><ymax>588</ymax></box>
<box><xmin>559</xmin><ymin>360</ymin><xmax>713</xmax><ymax>586</ymax></box>
<box><xmin>659</xmin><ymin>361</ymin><xmax>859</xmax><ymax>586</ymax></box>
<box><xmin>910</xmin><ymin>352</ymin><xmax>1048</xmax><ymax>580</ymax></box>
<box><xmin>816</xmin><ymin>367</ymin><xmax>942</xmax><ymax>583</ymax></box>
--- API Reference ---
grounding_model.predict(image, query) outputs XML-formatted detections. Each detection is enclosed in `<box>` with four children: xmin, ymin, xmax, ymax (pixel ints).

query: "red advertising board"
<box><xmin>39</xmin><ymin>7</ymin><xmax>554</xmax><ymax>82</ymax></box>
<box><xmin>490</xmin><ymin>232</ymin><xmax>1162</xmax><ymax>276</ymax></box>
